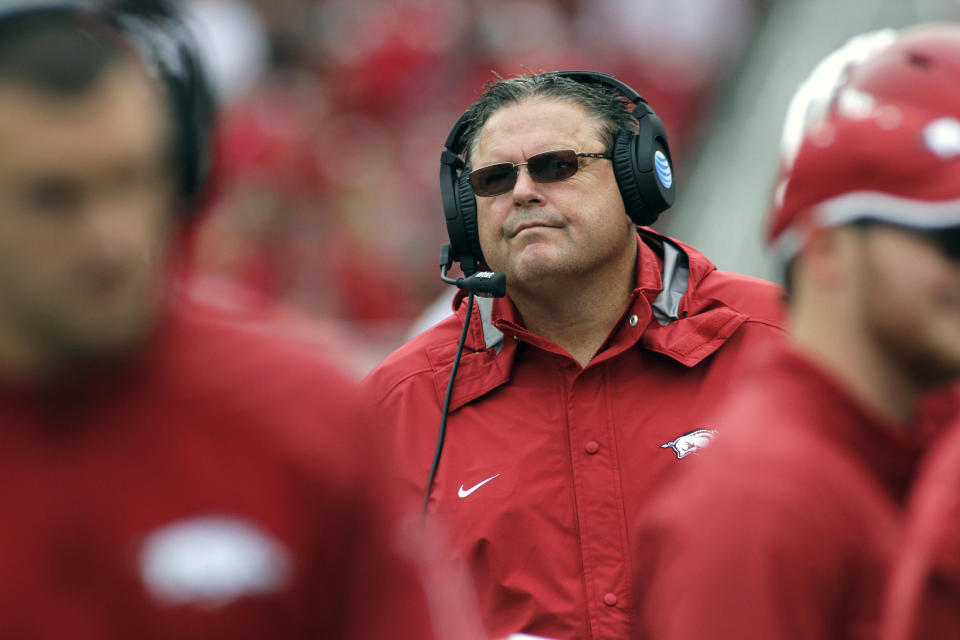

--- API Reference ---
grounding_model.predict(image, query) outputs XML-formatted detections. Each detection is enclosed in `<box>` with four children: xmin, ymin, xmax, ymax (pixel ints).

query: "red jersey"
<box><xmin>364</xmin><ymin>229</ymin><xmax>785</xmax><ymax>640</ymax></box>
<box><xmin>632</xmin><ymin>342</ymin><xmax>927</xmax><ymax>640</ymax></box>
<box><xmin>0</xmin><ymin>301</ymin><xmax>445</xmax><ymax>639</ymax></box>
<box><xmin>883</xmin><ymin>415</ymin><xmax>960</xmax><ymax>640</ymax></box>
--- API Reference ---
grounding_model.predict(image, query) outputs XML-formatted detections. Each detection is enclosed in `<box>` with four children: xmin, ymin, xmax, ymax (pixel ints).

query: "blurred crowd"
<box><xmin>182</xmin><ymin>0</ymin><xmax>768</xmax><ymax>372</ymax></box>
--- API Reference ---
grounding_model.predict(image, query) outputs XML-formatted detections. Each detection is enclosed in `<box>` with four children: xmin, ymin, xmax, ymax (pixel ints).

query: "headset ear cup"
<box><xmin>648</xmin><ymin>138</ymin><xmax>677</xmax><ymax>215</ymax></box>
<box><xmin>611</xmin><ymin>129</ymin><xmax>677</xmax><ymax>227</ymax></box>
<box><xmin>456</xmin><ymin>175</ymin><xmax>485</xmax><ymax>265</ymax></box>
<box><xmin>612</xmin><ymin>133</ymin><xmax>653</xmax><ymax>226</ymax></box>
<box><xmin>108</xmin><ymin>0</ymin><xmax>215</xmax><ymax>219</ymax></box>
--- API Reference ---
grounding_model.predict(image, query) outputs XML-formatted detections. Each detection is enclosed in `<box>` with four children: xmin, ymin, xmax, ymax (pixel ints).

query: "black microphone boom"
<box><xmin>423</xmin><ymin>245</ymin><xmax>506</xmax><ymax>520</ymax></box>
<box><xmin>439</xmin><ymin>244</ymin><xmax>507</xmax><ymax>298</ymax></box>
<box><xmin>459</xmin><ymin>271</ymin><xmax>506</xmax><ymax>298</ymax></box>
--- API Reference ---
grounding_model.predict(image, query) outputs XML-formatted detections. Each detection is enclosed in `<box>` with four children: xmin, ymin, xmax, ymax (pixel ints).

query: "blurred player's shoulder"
<box><xmin>179</xmin><ymin>273</ymin><xmax>382</xmax><ymax>379</ymax></box>
<box><xmin>163</xmin><ymin>299</ymin><xmax>358</xmax><ymax>391</ymax></box>
<box><xmin>364</xmin><ymin>297</ymin><xmax>473</xmax><ymax>400</ymax></box>
<box><xmin>665</xmin><ymin>344</ymin><xmax>917</xmax><ymax>521</ymax></box>
<box><xmin>153</xmin><ymin>299</ymin><xmax>377</xmax><ymax>473</ymax></box>
<box><xmin>642</xmin><ymin>362</ymin><xmax>896</xmax><ymax>547</ymax></box>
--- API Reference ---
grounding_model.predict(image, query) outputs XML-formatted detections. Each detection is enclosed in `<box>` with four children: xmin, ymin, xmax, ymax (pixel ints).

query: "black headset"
<box><xmin>439</xmin><ymin>70</ymin><xmax>677</xmax><ymax>276</ymax></box>
<box><xmin>0</xmin><ymin>0</ymin><xmax>215</xmax><ymax>218</ymax></box>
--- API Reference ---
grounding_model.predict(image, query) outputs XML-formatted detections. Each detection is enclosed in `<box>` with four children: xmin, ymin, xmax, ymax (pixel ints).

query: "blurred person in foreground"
<box><xmin>632</xmin><ymin>23</ymin><xmax>960</xmax><ymax>640</ymax></box>
<box><xmin>880</xmin><ymin>40</ymin><xmax>960</xmax><ymax>640</ymax></box>
<box><xmin>363</xmin><ymin>70</ymin><xmax>785</xmax><ymax>640</ymax></box>
<box><xmin>884</xmin><ymin>418</ymin><xmax>960</xmax><ymax>640</ymax></box>
<box><xmin>0</xmin><ymin>3</ymin><xmax>473</xmax><ymax>638</ymax></box>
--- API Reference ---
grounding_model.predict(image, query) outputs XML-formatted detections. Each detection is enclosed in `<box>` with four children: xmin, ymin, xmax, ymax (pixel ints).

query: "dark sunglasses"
<box><xmin>916</xmin><ymin>227</ymin><xmax>960</xmax><ymax>260</ymax></box>
<box><xmin>854</xmin><ymin>219</ymin><xmax>960</xmax><ymax>260</ymax></box>
<box><xmin>468</xmin><ymin>149</ymin><xmax>612</xmax><ymax>197</ymax></box>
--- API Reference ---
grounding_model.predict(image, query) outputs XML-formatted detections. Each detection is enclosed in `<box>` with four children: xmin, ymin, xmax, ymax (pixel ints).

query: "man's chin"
<box><xmin>42</xmin><ymin>308</ymin><xmax>159</xmax><ymax>372</ymax></box>
<box><xmin>506</xmin><ymin>246</ymin><xmax>569</xmax><ymax>278</ymax></box>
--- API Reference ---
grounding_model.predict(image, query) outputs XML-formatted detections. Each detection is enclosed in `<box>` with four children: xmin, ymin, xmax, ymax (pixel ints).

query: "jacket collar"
<box><xmin>638</xmin><ymin>230</ymin><xmax>750</xmax><ymax>367</ymax></box>
<box><xmin>436</xmin><ymin>228</ymin><xmax>749</xmax><ymax>411</ymax></box>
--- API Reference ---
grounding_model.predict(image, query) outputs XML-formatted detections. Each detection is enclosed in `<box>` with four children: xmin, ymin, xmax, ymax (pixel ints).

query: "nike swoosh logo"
<box><xmin>458</xmin><ymin>474</ymin><xmax>501</xmax><ymax>498</ymax></box>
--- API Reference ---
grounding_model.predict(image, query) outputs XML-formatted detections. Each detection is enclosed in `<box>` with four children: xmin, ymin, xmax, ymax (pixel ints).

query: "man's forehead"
<box><xmin>0</xmin><ymin>61</ymin><xmax>163</xmax><ymax>127</ymax></box>
<box><xmin>473</xmin><ymin>97</ymin><xmax>603</xmax><ymax>161</ymax></box>
<box><xmin>0</xmin><ymin>58</ymin><xmax>149</xmax><ymax>102</ymax></box>
<box><xmin>0</xmin><ymin>63</ymin><xmax>169</xmax><ymax>171</ymax></box>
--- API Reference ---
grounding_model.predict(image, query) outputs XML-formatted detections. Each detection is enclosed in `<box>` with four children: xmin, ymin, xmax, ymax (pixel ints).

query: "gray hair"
<box><xmin>458</xmin><ymin>72</ymin><xmax>638</xmax><ymax>167</ymax></box>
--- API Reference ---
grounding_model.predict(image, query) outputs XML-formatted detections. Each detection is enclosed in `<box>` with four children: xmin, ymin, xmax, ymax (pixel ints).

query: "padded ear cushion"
<box><xmin>612</xmin><ymin>133</ymin><xmax>655</xmax><ymax>226</ymax></box>
<box><xmin>612</xmin><ymin>131</ymin><xmax>677</xmax><ymax>226</ymax></box>
<box><xmin>456</xmin><ymin>174</ymin><xmax>486</xmax><ymax>264</ymax></box>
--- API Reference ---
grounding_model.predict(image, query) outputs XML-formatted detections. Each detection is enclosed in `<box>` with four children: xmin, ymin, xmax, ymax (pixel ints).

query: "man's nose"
<box><xmin>511</xmin><ymin>166</ymin><xmax>544</xmax><ymax>205</ymax></box>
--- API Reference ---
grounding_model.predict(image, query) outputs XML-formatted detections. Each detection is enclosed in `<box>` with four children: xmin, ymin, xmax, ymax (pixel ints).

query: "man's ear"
<box><xmin>796</xmin><ymin>224</ymin><xmax>851</xmax><ymax>291</ymax></box>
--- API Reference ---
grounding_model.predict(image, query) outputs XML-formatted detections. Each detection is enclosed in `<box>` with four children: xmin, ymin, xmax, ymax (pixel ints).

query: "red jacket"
<box><xmin>883</xmin><ymin>414</ymin><xmax>960</xmax><ymax>640</ymax></box>
<box><xmin>364</xmin><ymin>229</ymin><xmax>785</xmax><ymax>640</ymax></box>
<box><xmin>632</xmin><ymin>342</ymin><xmax>929</xmax><ymax>640</ymax></box>
<box><xmin>0</xmin><ymin>301</ymin><xmax>451</xmax><ymax>639</ymax></box>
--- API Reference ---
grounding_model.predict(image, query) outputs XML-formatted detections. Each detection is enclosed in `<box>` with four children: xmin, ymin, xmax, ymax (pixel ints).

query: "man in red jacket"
<box><xmin>632</xmin><ymin>24</ymin><xmax>960</xmax><ymax>640</ymax></box>
<box><xmin>363</xmin><ymin>71</ymin><xmax>785</xmax><ymax>639</ymax></box>
<box><xmin>0</xmin><ymin>5</ymin><xmax>471</xmax><ymax>638</ymax></box>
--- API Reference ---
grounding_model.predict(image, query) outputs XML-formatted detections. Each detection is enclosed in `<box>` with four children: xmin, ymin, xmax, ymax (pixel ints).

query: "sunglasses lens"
<box><xmin>468</xmin><ymin>150</ymin><xmax>583</xmax><ymax>196</ymax></box>
<box><xmin>527</xmin><ymin>150</ymin><xmax>580</xmax><ymax>182</ymax></box>
<box><xmin>469</xmin><ymin>163</ymin><xmax>517</xmax><ymax>197</ymax></box>
<box><xmin>528</xmin><ymin>150</ymin><xmax>579</xmax><ymax>183</ymax></box>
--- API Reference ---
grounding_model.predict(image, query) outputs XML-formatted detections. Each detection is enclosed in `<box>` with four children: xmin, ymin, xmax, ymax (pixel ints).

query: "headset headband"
<box><xmin>440</xmin><ymin>70</ymin><xmax>676</xmax><ymax>276</ymax></box>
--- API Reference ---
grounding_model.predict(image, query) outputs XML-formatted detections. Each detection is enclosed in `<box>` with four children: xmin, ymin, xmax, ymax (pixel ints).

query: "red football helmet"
<box><xmin>845</xmin><ymin>23</ymin><xmax>960</xmax><ymax>117</ymax></box>
<box><xmin>779</xmin><ymin>23</ymin><xmax>960</xmax><ymax>172</ymax></box>
<box><xmin>769</xmin><ymin>23</ymin><xmax>960</xmax><ymax>255</ymax></box>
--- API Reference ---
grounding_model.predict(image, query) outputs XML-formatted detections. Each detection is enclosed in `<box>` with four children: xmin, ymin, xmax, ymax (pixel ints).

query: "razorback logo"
<box><xmin>660</xmin><ymin>429</ymin><xmax>717</xmax><ymax>459</ymax></box>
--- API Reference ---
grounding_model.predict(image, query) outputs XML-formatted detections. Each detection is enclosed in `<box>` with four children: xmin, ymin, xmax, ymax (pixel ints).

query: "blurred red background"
<box><xmin>182</xmin><ymin>0</ymin><xmax>767</xmax><ymax>374</ymax></box>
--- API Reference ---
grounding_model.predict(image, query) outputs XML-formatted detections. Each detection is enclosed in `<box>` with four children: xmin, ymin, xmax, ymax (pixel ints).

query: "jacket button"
<box><xmin>585</xmin><ymin>441</ymin><xmax>600</xmax><ymax>454</ymax></box>
<box><xmin>628</xmin><ymin>314</ymin><xmax>638</xmax><ymax>327</ymax></box>
<box><xmin>603</xmin><ymin>592</ymin><xmax>618</xmax><ymax>606</ymax></box>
